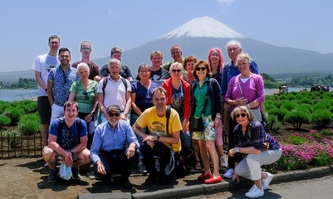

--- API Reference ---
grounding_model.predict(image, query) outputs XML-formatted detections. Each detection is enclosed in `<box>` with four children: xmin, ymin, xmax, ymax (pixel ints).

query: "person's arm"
<box><xmin>48</xmin><ymin>134</ymin><xmax>73</xmax><ymax>166</ymax></box>
<box><xmin>250</xmin><ymin>60</ymin><xmax>259</xmax><ymax>74</ymax></box>
<box><xmin>34</xmin><ymin>71</ymin><xmax>47</xmax><ymax>91</ymax></box>
<box><xmin>98</xmin><ymin>93</ymin><xmax>107</xmax><ymax>117</ymax></box>
<box><xmin>122</xmin><ymin>87</ymin><xmax>132</xmax><ymax>120</ymax></box>
<box><xmin>47</xmin><ymin>80</ymin><xmax>54</xmax><ymax>106</ymax></box>
<box><xmin>131</xmin><ymin>92</ymin><xmax>142</xmax><ymax>115</ymax></box>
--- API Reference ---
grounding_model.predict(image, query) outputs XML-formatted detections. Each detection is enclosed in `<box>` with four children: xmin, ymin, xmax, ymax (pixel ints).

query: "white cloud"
<box><xmin>215</xmin><ymin>0</ymin><xmax>237</xmax><ymax>5</ymax></box>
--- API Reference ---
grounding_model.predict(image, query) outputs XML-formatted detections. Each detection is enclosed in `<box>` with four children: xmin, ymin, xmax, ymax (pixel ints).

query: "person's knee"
<box><xmin>43</xmin><ymin>147</ymin><xmax>55</xmax><ymax>161</ymax></box>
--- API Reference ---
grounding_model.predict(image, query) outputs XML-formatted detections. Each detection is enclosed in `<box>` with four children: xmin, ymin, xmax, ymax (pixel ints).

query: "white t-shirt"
<box><xmin>97</xmin><ymin>76</ymin><xmax>132</xmax><ymax>110</ymax></box>
<box><xmin>32</xmin><ymin>53</ymin><xmax>59</xmax><ymax>96</ymax></box>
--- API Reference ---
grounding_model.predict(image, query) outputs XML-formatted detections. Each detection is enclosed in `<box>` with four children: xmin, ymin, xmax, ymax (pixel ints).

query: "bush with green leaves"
<box><xmin>284</xmin><ymin>110</ymin><xmax>311</xmax><ymax>129</ymax></box>
<box><xmin>294</xmin><ymin>104</ymin><xmax>313</xmax><ymax>114</ymax></box>
<box><xmin>311</xmin><ymin>110</ymin><xmax>333</xmax><ymax>128</ymax></box>
<box><xmin>0</xmin><ymin>115</ymin><xmax>11</xmax><ymax>127</ymax></box>
<box><xmin>0</xmin><ymin>101</ymin><xmax>12</xmax><ymax>114</ymax></box>
<box><xmin>280</xmin><ymin>102</ymin><xmax>297</xmax><ymax>111</ymax></box>
<box><xmin>268</xmin><ymin>107</ymin><xmax>288</xmax><ymax>122</ymax></box>
<box><xmin>298</xmin><ymin>97</ymin><xmax>313</xmax><ymax>105</ymax></box>
<box><xmin>18</xmin><ymin>114</ymin><xmax>40</xmax><ymax>136</ymax></box>
<box><xmin>3</xmin><ymin>107</ymin><xmax>24</xmax><ymax>124</ymax></box>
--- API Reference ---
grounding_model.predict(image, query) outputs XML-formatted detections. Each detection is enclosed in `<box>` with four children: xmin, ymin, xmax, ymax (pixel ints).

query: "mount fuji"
<box><xmin>94</xmin><ymin>16</ymin><xmax>333</xmax><ymax>76</ymax></box>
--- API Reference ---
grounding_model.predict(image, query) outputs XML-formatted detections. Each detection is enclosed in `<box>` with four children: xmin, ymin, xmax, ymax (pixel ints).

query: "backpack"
<box><xmin>57</xmin><ymin>117</ymin><xmax>82</xmax><ymax>145</ymax></box>
<box><xmin>101</xmin><ymin>77</ymin><xmax>128</xmax><ymax>97</ymax></box>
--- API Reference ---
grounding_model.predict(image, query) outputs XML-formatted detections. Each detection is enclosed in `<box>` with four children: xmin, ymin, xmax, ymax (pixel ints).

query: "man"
<box><xmin>47</xmin><ymin>48</ymin><xmax>79</xmax><ymax>121</ymax></box>
<box><xmin>161</xmin><ymin>44</ymin><xmax>185</xmax><ymax>72</ymax></box>
<box><xmin>221</xmin><ymin>40</ymin><xmax>260</xmax><ymax>179</ymax></box>
<box><xmin>100</xmin><ymin>47</ymin><xmax>133</xmax><ymax>80</ymax></box>
<box><xmin>32</xmin><ymin>34</ymin><xmax>60</xmax><ymax>147</ymax></box>
<box><xmin>132</xmin><ymin>87</ymin><xmax>182</xmax><ymax>185</ymax></box>
<box><xmin>97</xmin><ymin>58</ymin><xmax>131</xmax><ymax>123</ymax></box>
<box><xmin>42</xmin><ymin>101</ymin><xmax>90</xmax><ymax>183</ymax></box>
<box><xmin>90</xmin><ymin>105</ymin><xmax>139</xmax><ymax>188</ymax></box>
<box><xmin>72</xmin><ymin>40</ymin><xmax>101</xmax><ymax>81</ymax></box>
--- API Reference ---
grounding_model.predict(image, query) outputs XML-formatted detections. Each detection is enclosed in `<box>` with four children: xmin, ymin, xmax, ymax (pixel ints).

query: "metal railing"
<box><xmin>0</xmin><ymin>133</ymin><xmax>43</xmax><ymax>159</ymax></box>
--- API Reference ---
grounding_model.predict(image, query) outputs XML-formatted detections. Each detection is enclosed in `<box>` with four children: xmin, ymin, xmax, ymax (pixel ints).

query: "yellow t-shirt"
<box><xmin>136</xmin><ymin>107</ymin><xmax>182</xmax><ymax>152</ymax></box>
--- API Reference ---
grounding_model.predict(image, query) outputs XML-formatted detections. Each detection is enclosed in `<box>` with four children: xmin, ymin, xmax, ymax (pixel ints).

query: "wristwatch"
<box><xmin>236</xmin><ymin>147</ymin><xmax>240</xmax><ymax>153</ymax></box>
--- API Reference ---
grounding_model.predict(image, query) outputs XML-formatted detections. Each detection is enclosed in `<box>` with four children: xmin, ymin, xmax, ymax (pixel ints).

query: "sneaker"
<box><xmin>154</xmin><ymin>159</ymin><xmax>160</xmax><ymax>172</ymax></box>
<box><xmin>138</xmin><ymin>162</ymin><xmax>148</xmax><ymax>175</ymax></box>
<box><xmin>223</xmin><ymin>168</ymin><xmax>234</xmax><ymax>179</ymax></box>
<box><xmin>204</xmin><ymin>175</ymin><xmax>222</xmax><ymax>184</ymax></box>
<box><xmin>197</xmin><ymin>171</ymin><xmax>213</xmax><ymax>180</ymax></box>
<box><xmin>71</xmin><ymin>167</ymin><xmax>80</xmax><ymax>180</ymax></box>
<box><xmin>262</xmin><ymin>172</ymin><xmax>273</xmax><ymax>190</ymax></box>
<box><xmin>47</xmin><ymin>169</ymin><xmax>57</xmax><ymax>183</ymax></box>
<box><xmin>220</xmin><ymin>156</ymin><xmax>228</xmax><ymax>168</ymax></box>
<box><xmin>245</xmin><ymin>185</ymin><xmax>264</xmax><ymax>198</ymax></box>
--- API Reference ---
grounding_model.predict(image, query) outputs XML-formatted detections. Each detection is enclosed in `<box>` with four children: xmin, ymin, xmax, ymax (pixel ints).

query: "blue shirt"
<box><xmin>49</xmin><ymin>118</ymin><xmax>87</xmax><ymax>150</ymax></box>
<box><xmin>131</xmin><ymin>81</ymin><xmax>159</xmax><ymax>112</ymax></box>
<box><xmin>90</xmin><ymin>120</ymin><xmax>140</xmax><ymax>163</ymax></box>
<box><xmin>48</xmin><ymin>66</ymin><xmax>79</xmax><ymax>106</ymax></box>
<box><xmin>221</xmin><ymin>60</ymin><xmax>259</xmax><ymax>95</ymax></box>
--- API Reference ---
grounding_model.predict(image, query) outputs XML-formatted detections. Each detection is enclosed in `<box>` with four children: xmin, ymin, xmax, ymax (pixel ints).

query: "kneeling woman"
<box><xmin>228</xmin><ymin>106</ymin><xmax>282</xmax><ymax>198</ymax></box>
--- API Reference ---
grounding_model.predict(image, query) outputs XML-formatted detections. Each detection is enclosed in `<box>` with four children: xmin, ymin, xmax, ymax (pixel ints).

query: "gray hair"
<box><xmin>108</xmin><ymin>58</ymin><xmax>122</xmax><ymax>69</ymax></box>
<box><xmin>77</xmin><ymin>62</ymin><xmax>90</xmax><ymax>72</ymax></box>
<box><xmin>226</xmin><ymin>40</ymin><xmax>242</xmax><ymax>50</ymax></box>
<box><xmin>169</xmin><ymin>62</ymin><xmax>183</xmax><ymax>71</ymax></box>
<box><xmin>230</xmin><ymin>105</ymin><xmax>254</xmax><ymax>122</ymax></box>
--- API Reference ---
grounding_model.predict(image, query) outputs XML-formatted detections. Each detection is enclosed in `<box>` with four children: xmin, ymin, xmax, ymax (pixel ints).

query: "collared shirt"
<box><xmin>193</xmin><ymin>77</ymin><xmax>212</xmax><ymax>118</ymax></box>
<box><xmin>90</xmin><ymin>120</ymin><xmax>139</xmax><ymax>163</ymax></box>
<box><xmin>221</xmin><ymin>60</ymin><xmax>259</xmax><ymax>95</ymax></box>
<box><xmin>48</xmin><ymin>66</ymin><xmax>79</xmax><ymax>106</ymax></box>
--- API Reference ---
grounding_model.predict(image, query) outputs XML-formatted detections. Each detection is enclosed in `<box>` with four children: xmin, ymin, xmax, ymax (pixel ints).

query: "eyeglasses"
<box><xmin>108</xmin><ymin>112</ymin><xmax>120</xmax><ymax>117</ymax></box>
<box><xmin>153</xmin><ymin>98</ymin><xmax>166</xmax><ymax>102</ymax></box>
<box><xmin>83</xmin><ymin>91</ymin><xmax>89</xmax><ymax>100</ymax></box>
<box><xmin>172</xmin><ymin>69</ymin><xmax>182</xmax><ymax>73</ymax></box>
<box><xmin>50</xmin><ymin>41</ymin><xmax>59</xmax><ymax>45</ymax></box>
<box><xmin>235</xmin><ymin>113</ymin><xmax>247</xmax><ymax>118</ymax></box>
<box><xmin>196</xmin><ymin>67</ymin><xmax>206</xmax><ymax>71</ymax></box>
<box><xmin>81</xmin><ymin>48</ymin><xmax>91</xmax><ymax>52</ymax></box>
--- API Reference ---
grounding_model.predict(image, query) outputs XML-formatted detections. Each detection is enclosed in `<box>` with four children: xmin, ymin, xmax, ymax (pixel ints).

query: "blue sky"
<box><xmin>0</xmin><ymin>0</ymin><xmax>332</xmax><ymax>72</ymax></box>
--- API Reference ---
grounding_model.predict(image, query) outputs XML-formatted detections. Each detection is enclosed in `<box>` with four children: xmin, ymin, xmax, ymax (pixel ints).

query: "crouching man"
<box><xmin>43</xmin><ymin>101</ymin><xmax>91</xmax><ymax>183</ymax></box>
<box><xmin>90</xmin><ymin>105</ymin><xmax>139</xmax><ymax>189</ymax></box>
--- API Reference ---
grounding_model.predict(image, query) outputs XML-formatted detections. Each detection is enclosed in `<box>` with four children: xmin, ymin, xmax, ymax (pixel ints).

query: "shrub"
<box><xmin>284</xmin><ymin>110</ymin><xmax>311</xmax><ymax>129</ymax></box>
<box><xmin>297</xmin><ymin>97</ymin><xmax>313</xmax><ymax>105</ymax></box>
<box><xmin>320</xmin><ymin>129</ymin><xmax>333</xmax><ymax>136</ymax></box>
<box><xmin>294</xmin><ymin>104</ymin><xmax>313</xmax><ymax>114</ymax></box>
<box><xmin>18</xmin><ymin>114</ymin><xmax>40</xmax><ymax>136</ymax></box>
<box><xmin>311</xmin><ymin>111</ymin><xmax>333</xmax><ymax>128</ymax></box>
<box><xmin>3</xmin><ymin>107</ymin><xmax>24</xmax><ymax>124</ymax></box>
<box><xmin>17</xmin><ymin>100</ymin><xmax>37</xmax><ymax>113</ymax></box>
<box><xmin>280</xmin><ymin>102</ymin><xmax>297</xmax><ymax>111</ymax></box>
<box><xmin>0</xmin><ymin>115</ymin><xmax>11</xmax><ymax>127</ymax></box>
<box><xmin>286</xmin><ymin>135</ymin><xmax>307</xmax><ymax>145</ymax></box>
<box><xmin>268</xmin><ymin>107</ymin><xmax>288</xmax><ymax>122</ymax></box>
<box><xmin>0</xmin><ymin>101</ymin><xmax>12</xmax><ymax>114</ymax></box>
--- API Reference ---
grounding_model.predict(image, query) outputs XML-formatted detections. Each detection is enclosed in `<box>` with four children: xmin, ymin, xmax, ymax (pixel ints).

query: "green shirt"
<box><xmin>70</xmin><ymin>80</ymin><xmax>98</xmax><ymax>113</ymax></box>
<box><xmin>193</xmin><ymin>78</ymin><xmax>212</xmax><ymax>118</ymax></box>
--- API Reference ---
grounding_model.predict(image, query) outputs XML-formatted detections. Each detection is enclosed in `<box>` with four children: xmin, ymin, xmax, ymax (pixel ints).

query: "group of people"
<box><xmin>33</xmin><ymin>34</ymin><xmax>281</xmax><ymax>198</ymax></box>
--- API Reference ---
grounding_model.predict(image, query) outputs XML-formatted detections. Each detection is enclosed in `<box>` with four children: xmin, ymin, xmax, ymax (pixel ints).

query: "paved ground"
<box><xmin>0</xmin><ymin>157</ymin><xmax>332</xmax><ymax>199</ymax></box>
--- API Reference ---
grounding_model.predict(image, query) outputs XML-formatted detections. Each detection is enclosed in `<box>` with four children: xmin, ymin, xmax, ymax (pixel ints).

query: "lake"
<box><xmin>0</xmin><ymin>88</ymin><xmax>309</xmax><ymax>102</ymax></box>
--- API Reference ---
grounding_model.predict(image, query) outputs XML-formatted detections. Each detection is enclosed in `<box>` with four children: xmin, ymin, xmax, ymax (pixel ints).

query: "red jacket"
<box><xmin>162</xmin><ymin>78</ymin><xmax>191</xmax><ymax>120</ymax></box>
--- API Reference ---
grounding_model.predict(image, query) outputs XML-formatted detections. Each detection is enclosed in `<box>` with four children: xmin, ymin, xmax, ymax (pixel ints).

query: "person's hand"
<box><xmin>182</xmin><ymin>119</ymin><xmax>188</xmax><ymax>132</ymax></box>
<box><xmin>235</xmin><ymin>97</ymin><xmax>248</xmax><ymax>106</ymax></box>
<box><xmin>63</xmin><ymin>152</ymin><xmax>73</xmax><ymax>166</ymax></box>
<box><xmin>96</xmin><ymin>161</ymin><xmax>106</xmax><ymax>175</ymax></box>
<box><xmin>214</xmin><ymin>117</ymin><xmax>221</xmax><ymax>129</ymax></box>
<box><xmin>232</xmin><ymin>173</ymin><xmax>239</xmax><ymax>182</ymax></box>
<box><xmin>228</xmin><ymin>147</ymin><xmax>237</xmax><ymax>157</ymax></box>
<box><xmin>120</xmin><ymin>113</ymin><xmax>127</xmax><ymax>120</ymax></box>
<box><xmin>126</xmin><ymin>146</ymin><xmax>136</xmax><ymax>159</ymax></box>
<box><xmin>84</xmin><ymin>113</ymin><xmax>93</xmax><ymax>123</ymax></box>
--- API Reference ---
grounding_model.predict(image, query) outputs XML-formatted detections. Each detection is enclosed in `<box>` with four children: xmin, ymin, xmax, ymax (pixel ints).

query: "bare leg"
<box><xmin>41</xmin><ymin>124</ymin><xmax>49</xmax><ymax>147</ymax></box>
<box><xmin>198</xmin><ymin>140</ymin><xmax>210</xmax><ymax>173</ymax></box>
<box><xmin>205</xmin><ymin>140</ymin><xmax>220</xmax><ymax>176</ymax></box>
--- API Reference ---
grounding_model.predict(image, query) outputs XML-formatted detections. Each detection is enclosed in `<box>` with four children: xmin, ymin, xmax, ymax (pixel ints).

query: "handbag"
<box><xmin>189</xmin><ymin>117</ymin><xmax>204</xmax><ymax>131</ymax></box>
<box><xmin>261</xmin><ymin>111</ymin><xmax>269</xmax><ymax>131</ymax></box>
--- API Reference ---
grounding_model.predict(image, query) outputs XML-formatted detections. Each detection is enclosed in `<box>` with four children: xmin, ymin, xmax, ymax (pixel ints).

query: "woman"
<box><xmin>229</xmin><ymin>106</ymin><xmax>282</xmax><ymax>198</ymax></box>
<box><xmin>191</xmin><ymin>60</ymin><xmax>222</xmax><ymax>184</ymax></box>
<box><xmin>208</xmin><ymin>48</ymin><xmax>224</xmax><ymax>85</ymax></box>
<box><xmin>69</xmin><ymin>62</ymin><xmax>98</xmax><ymax>149</ymax></box>
<box><xmin>162</xmin><ymin>62</ymin><xmax>191</xmax><ymax>173</ymax></box>
<box><xmin>208</xmin><ymin>48</ymin><xmax>227</xmax><ymax>169</ymax></box>
<box><xmin>149</xmin><ymin>51</ymin><xmax>170</xmax><ymax>81</ymax></box>
<box><xmin>224</xmin><ymin>53</ymin><xmax>265</xmax><ymax>178</ymax></box>
<box><xmin>182</xmin><ymin>55</ymin><xmax>197</xmax><ymax>84</ymax></box>
<box><xmin>131</xmin><ymin>64</ymin><xmax>159</xmax><ymax>174</ymax></box>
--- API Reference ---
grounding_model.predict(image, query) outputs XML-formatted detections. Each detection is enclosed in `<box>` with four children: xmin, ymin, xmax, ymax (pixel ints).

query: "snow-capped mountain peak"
<box><xmin>159</xmin><ymin>16</ymin><xmax>245</xmax><ymax>39</ymax></box>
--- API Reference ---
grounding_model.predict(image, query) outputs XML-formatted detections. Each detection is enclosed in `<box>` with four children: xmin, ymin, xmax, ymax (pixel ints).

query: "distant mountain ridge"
<box><xmin>2</xmin><ymin>16</ymin><xmax>333</xmax><ymax>82</ymax></box>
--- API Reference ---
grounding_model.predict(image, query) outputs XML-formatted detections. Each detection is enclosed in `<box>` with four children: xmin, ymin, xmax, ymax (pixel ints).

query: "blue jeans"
<box><xmin>180</xmin><ymin>116</ymin><xmax>191</xmax><ymax>157</ymax></box>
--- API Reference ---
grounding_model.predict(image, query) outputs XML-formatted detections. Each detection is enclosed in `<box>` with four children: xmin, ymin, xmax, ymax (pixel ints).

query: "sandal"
<box><xmin>195</xmin><ymin>161</ymin><xmax>202</xmax><ymax>170</ymax></box>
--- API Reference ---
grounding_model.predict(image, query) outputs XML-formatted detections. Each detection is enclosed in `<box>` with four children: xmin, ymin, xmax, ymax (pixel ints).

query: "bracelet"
<box><xmin>247</xmin><ymin>104</ymin><xmax>251</xmax><ymax>109</ymax></box>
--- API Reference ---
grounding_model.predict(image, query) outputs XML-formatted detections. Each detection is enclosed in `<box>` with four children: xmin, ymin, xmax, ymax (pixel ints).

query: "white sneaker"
<box><xmin>245</xmin><ymin>185</ymin><xmax>264</xmax><ymax>198</ymax></box>
<box><xmin>219</xmin><ymin>156</ymin><xmax>228</xmax><ymax>168</ymax></box>
<box><xmin>262</xmin><ymin>172</ymin><xmax>273</xmax><ymax>190</ymax></box>
<box><xmin>223</xmin><ymin>168</ymin><xmax>234</xmax><ymax>179</ymax></box>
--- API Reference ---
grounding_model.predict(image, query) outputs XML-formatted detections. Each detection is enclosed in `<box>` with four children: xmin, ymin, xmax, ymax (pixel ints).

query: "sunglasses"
<box><xmin>196</xmin><ymin>67</ymin><xmax>206</xmax><ymax>71</ymax></box>
<box><xmin>235</xmin><ymin>113</ymin><xmax>247</xmax><ymax>118</ymax></box>
<box><xmin>172</xmin><ymin>69</ymin><xmax>182</xmax><ymax>73</ymax></box>
<box><xmin>108</xmin><ymin>112</ymin><xmax>120</xmax><ymax>117</ymax></box>
<box><xmin>83</xmin><ymin>91</ymin><xmax>89</xmax><ymax>100</ymax></box>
